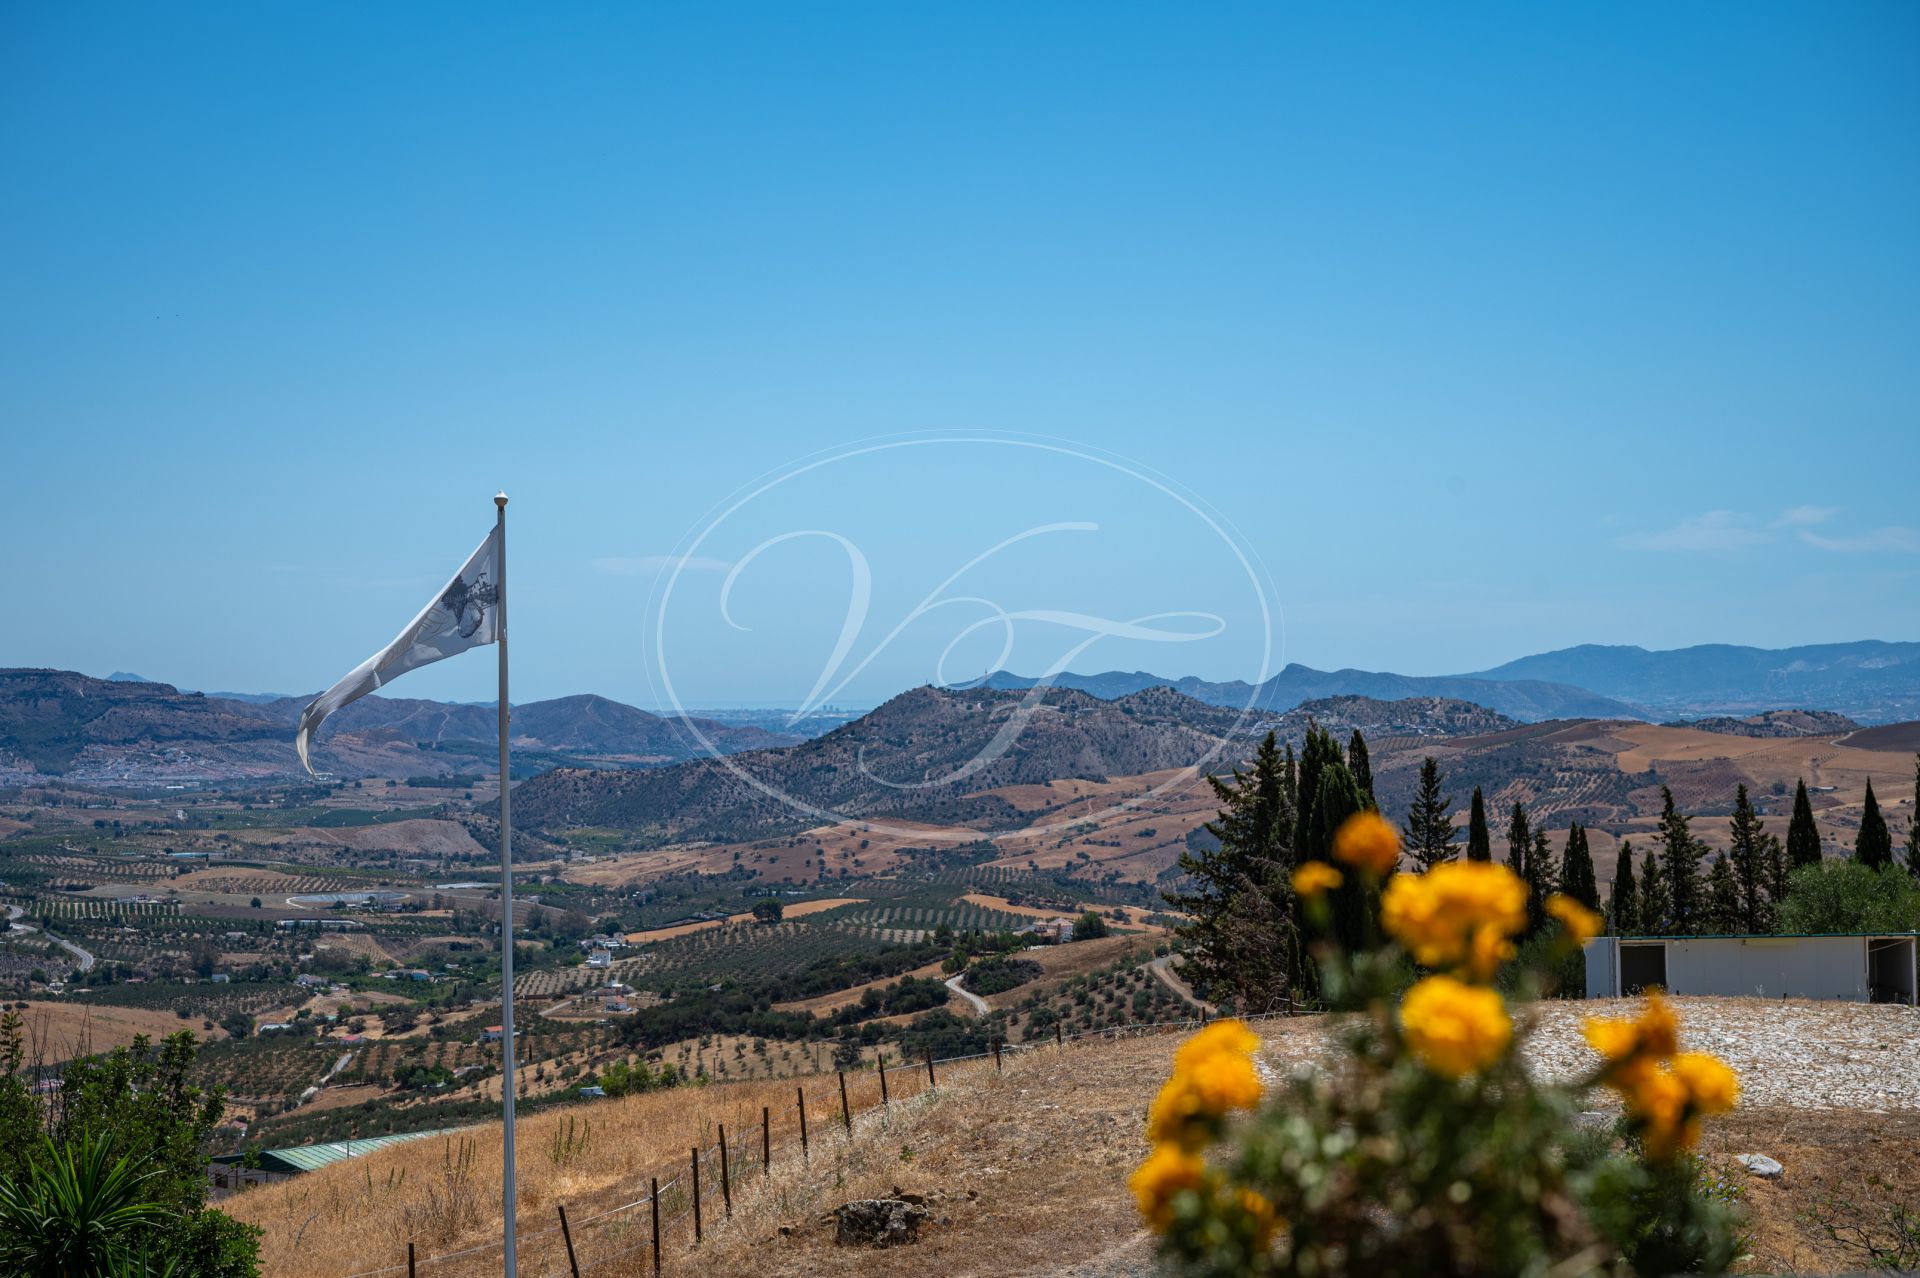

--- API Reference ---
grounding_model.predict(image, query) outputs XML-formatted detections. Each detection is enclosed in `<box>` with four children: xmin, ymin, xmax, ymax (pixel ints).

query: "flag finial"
<box><xmin>495</xmin><ymin>491</ymin><xmax>508</xmax><ymax>508</ymax></box>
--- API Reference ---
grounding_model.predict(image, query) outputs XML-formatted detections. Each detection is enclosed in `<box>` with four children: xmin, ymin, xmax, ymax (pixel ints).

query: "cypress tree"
<box><xmin>1506</xmin><ymin>802</ymin><xmax>1531</xmax><ymax>876</ymax></box>
<box><xmin>1466</xmin><ymin>787</ymin><xmax>1492</xmax><ymax>862</ymax></box>
<box><xmin>1609</xmin><ymin>839</ymin><xmax>1639</xmax><ymax>935</ymax></box>
<box><xmin>1349</xmin><ymin>730</ymin><xmax>1375</xmax><ymax>809</ymax></box>
<box><xmin>1303</xmin><ymin>757</ymin><xmax>1369</xmax><ymax>954</ymax></box>
<box><xmin>1559</xmin><ymin>823</ymin><xmax>1599</xmax><ymax>911</ymax></box>
<box><xmin>1787</xmin><ymin>779</ymin><xmax>1822</xmax><ymax>869</ymax></box>
<box><xmin>1907</xmin><ymin>754</ymin><xmax>1920</xmax><ymax>880</ymax></box>
<box><xmin>1727</xmin><ymin>784</ymin><xmax>1771</xmax><ymax>933</ymax></box>
<box><xmin>1656</xmin><ymin>786</ymin><xmax>1705</xmax><ymax>935</ymax></box>
<box><xmin>1292</xmin><ymin>725</ymin><xmax>1341</xmax><ymax>860</ymax></box>
<box><xmin>1639</xmin><ymin>846</ymin><xmax>1668</xmax><ymax>934</ymax></box>
<box><xmin>1763</xmin><ymin>832</ymin><xmax>1789</xmax><ymax>920</ymax></box>
<box><xmin>1167</xmin><ymin>731</ymin><xmax>1298</xmax><ymax>1007</ymax></box>
<box><xmin>1404</xmin><ymin>757</ymin><xmax>1456</xmax><ymax>869</ymax></box>
<box><xmin>1856</xmin><ymin>779</ymin><xmax>1893</xmax><ymax>869</ymax></box>
<box><xmin>1705</xmin><ymin>855</ymin><xmax>1740</xmax><ymax>935</ymax></box>
<box><xmin>1528</xmin><ymin>826</ymin><xmax>1556</xmax><ymax>932</ymax></box>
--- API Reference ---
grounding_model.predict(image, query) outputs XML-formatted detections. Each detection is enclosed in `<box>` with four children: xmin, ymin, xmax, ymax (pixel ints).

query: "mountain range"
<box><xmin>962</xmin><ymin>640</ymin><xmax>1920</xmax><ymax>724</ymax></box>
<box><xmin>0</xmin><ymin>670</ymin><xmax>794</xmax><ymax>781</ymax></box>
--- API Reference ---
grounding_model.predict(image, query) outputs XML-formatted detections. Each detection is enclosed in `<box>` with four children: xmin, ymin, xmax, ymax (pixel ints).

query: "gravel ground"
<box><xmin>1253</xmin><ymin>997</ymin><xmax>1920</xmax><ymax>1113</ymax></box>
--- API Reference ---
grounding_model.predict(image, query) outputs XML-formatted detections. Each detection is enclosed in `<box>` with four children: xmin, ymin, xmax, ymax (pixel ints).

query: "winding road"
<box><xmin>946</xmin><ymin>972</ymin><xmax>990</xmax><ymax>1016</ymax></box>
<box><xmin>4</xmin><ymin>903</ymin><xmax>96</xmax><ymax>972</ymax></box>
<box><xmin>1148</xmin><ymin>955</ymin><xmax>1212</xmax><ymax>1015</ymax></box>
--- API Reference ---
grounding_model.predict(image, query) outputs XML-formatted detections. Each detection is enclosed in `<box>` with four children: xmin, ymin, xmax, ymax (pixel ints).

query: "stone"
<box><xmin>834</xmin><ymin>1198</ymin><xmax>931</xmax><ymax>1248</ymax></box>
<box><xmin>1736</xmin><ymin>1154</ymin><xmax>1784</xmax><ymax>1179</ymax></box>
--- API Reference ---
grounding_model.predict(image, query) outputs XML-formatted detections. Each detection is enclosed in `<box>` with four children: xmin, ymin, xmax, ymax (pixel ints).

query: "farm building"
<box><xmin>1584</xmin><ymin>933</ymin><xmax>1918</xmax><ymax>1004</ymax></box>
<box><xmin>209</xmin><ymin>1127</ymin><xmax>460</xmax><ymax>1189</ymax></box>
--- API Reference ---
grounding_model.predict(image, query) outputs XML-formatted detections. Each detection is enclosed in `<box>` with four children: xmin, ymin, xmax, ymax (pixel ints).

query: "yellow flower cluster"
<box><xmin>1398</xmin><ymin>974</ymin><xmax>1512</xmax><ymax>1077</ymax></box>
<box><xmin>1583</xmin><ymin>995</ymin><xmax>1740</xmax><ymax>1157</ymax></box>
<box><xmin>1147</xmin><ymin>1019</ymin><xmax>1264</xmax><ymax>1148</ymax></box>
<box><xmin>1546</xmin><ymin>893</ymin><xmax>1603</xmax><ymax>946</ymax></box>
<box><xmin>1380</xmin><ymin>861</ymin><xmax>1527</xmax><ymax>980</ymax></box>
<box><xmin>1292</xmin><ymin>862</ymin><xmax>1343</xmax><ymax>897</ymax></box>
<box><xmin>1333</xmin><ymin>810</ymin><xmax>1401</xmax><ymax>876</ymax></box>
<box><xmin>1133</xmin><ymin>1020</ymin><xmax>1267</xmax><ymax>1231</ymax></box>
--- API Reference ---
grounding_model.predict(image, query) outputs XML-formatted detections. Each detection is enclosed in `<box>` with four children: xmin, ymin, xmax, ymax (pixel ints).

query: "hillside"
<box><xmin>220</xmin><ymin>1004</ymin><xmax>1920</xmax><ymax>1278</ymax></box>
<box><xmin>968</xmin><ymin>664</ymin><xmax>1645</xmax><ymax>723</ymax></box>
<box><xmin>1674</xmin><ymin>709</ymin><xmax>1860</xmax><ymax>738</ymax></box>
<box><xmin>0</xmin><ymin>670</ymin><xmax>793</xmax><ymax>784</ymax></box>
<box><xmin>511</xmin><ymin>684</ymin><xmax>1252</xmax><ymax>840</ymax></box>
<box><xmin>1470</xmin><ymin>640</ymin><xmax>1920</xmax><ymax>723</ymax></box>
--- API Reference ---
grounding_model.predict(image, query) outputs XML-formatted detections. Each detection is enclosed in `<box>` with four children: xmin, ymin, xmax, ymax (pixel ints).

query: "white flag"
<box><xmin>296</xmin><ymin>528</ymin><xmax>503</xmax><ymax>775</ymax></box>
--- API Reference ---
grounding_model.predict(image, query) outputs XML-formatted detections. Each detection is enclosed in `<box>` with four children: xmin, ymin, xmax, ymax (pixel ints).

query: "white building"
<box><xmin>1584</xmin><ymin>933</ymin><xmax>1918</xmax><ymax>1004</ymax></box>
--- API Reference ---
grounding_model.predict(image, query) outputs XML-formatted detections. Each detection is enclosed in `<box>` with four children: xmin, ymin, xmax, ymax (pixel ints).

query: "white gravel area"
<box><xmin>1253</xmin><ymin>997</ymin><xmax>1920</xmax><ymax>1113</ymax></box>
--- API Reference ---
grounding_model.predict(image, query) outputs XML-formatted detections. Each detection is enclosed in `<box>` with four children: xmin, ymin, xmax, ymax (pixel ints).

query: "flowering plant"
<box><xmin>1136</xmin><ymin>814</ymin><xmax>1745</xmax><ymax>1276</ymax></box>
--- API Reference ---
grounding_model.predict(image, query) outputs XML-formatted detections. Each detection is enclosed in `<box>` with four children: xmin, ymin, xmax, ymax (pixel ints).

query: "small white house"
<box><xmin>1584</xmin><ymin>933</ymin><xmax>1918</xmax><ymax>1004</ymax></box>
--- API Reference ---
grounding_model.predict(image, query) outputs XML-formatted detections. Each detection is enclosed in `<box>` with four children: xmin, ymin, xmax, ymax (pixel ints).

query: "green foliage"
<box><xmin>1705</xmin><ymin>856</ymin><xmax>1740</xmax><ymax>935</ymax></box>
<box><xmin>1072</xmin><ymin>911</ymin><xmax>1110</xmax><ymax>941</ymax></box>
<box><xmin>1639</xmin><ymin>847</ymin><xmax>1669</xmax><ymax>936</ymax></box>
<box><xmin>962</xmin><ymin>957</ymin><xmax>1043</xmax><ymax>996</ymax></box>
<box><xmin>1609</xmin><ymin>840</ymin><xmax>1639</xmax><ymax>936</ymax></box>
<box><xmin>1558</xmin><ymin>823</ymin><xmax>1598</xmax><ymax>912</ymax></box>
<box><xmin>1465</xmin><ymin>786</ymin><xmax>1492</xmax><ymax>862</ymax></box>
<box><xmin>1787</xmin><ymin>780</ymin><xmax>1821</xmax><ymax>870</ymax></box>
<box><xmin>1777</xmin><ymin>860</ymin><xmax>1920</xmax><ymax>935</ymax></box>
<box><xmin>0</xmin><ymin>1033</ymin><xmax>259</xmax><ymax>1278</ymax></box>
<box><xmin>1855</xmin><ymin>780</ymin><xmax>1893</xmax><ymax>870</ymax></box>
<box><xmin>1167</xmin><ymin>732</ymin><xmax>1301</xmax><ymax>1010</ymax></box>
<box><xmin>1403</xmin><ymin>757</ymin><xmax>1455</xmax><ymax>870</ymax></box>
<box><xmin>0</xmin><ymin>1134</ymin><xmax>172</xmax><ymax>1278</ymax></box>
<box><xmin>750</xmin><ymin>899</ymin><xmax>783</xmax><ymax>925</ymax></box>
<box><xmin>1656</xmin><ymin>788</ymin><xmax>1706</xmax><ymax>935</ymax></box>
<box><xmin>1907</xmin><ymin>754</ymin><xmax>1920</xmax><ymax>880</ymax></box>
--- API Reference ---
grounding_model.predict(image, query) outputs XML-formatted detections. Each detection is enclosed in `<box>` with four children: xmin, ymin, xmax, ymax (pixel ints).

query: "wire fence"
<box><xmin>330</xmin><ymin>1007</ymin><xmax>1302</xmax><ymax>1278</ymax></box>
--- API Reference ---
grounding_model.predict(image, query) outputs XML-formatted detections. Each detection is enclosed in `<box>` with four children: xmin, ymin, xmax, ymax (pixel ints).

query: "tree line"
<box><xmin>1173</xmin><ymin>735</ymin><xmax>1920</xmax><ymax>1008</ymax></box>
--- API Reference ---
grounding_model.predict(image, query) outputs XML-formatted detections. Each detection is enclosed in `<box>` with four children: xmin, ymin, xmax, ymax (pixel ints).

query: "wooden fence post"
<box><xmin>650</xmin><ymin>1177</ymin><xmax>660</xmax><ymax>1275</ymax></box>
<box><xmin>719</xmin><ymin>1124</ymin><xmax>732</xmax><ymax>1219</ymax></box>
<box><xmin>993</xmin><ymin>1039</ymin><xmax>1002</xmax><ymax>1072</ymax></box>
<box><xmin>691</xmin><ymin>1147</ymin><xmax>702</xmax><ymax>1244</ymax></box>
<box><xmin>878</xmin><ymin>1053</ymin><xmax>889</xmax><ymax>1108</ymax></box>
<box><xmin>762</xmin><ymin>1105</ymin><xmax>771</xmax><ymax>1177</ymax></box>
<box><xmin>838</xmin><ymin>1070</ymin><xmax>852</xmax><ymax>1131</ymax></box>
<box><xmin>406</xmin><ymin>1242</ymin><xmax>415</xmax><ymax>1278</ymax></box>
<box><xmin>924</xmin><ymin>1048</ymin><xmax>936</xmax><ymax>1089</ymax></box>
<box><xmin>558</xmin><ymin>1204</ymin><xmax>580</xmax><ymax>1278</ymax></box>
<box><xmin>797</xmin><ymin>1086</ymin><xmax>809</xmax><ymax>1160</ymax></box>
<box><xmin>1054</xmin><ymin>1022</ymin><xmax>1063</xmax><ymax>1047</ymax></box>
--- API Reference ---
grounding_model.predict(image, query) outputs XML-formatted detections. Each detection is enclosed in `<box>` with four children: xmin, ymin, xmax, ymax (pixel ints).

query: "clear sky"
<box><xmin>2</xmin><ymin>3</ymin><xmax>1915</xmax><ymax>709</ymax></box>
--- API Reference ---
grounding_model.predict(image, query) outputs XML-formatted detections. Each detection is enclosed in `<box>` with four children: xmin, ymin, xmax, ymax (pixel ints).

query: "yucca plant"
<box><xmin>0</xmin><ymin>1133</ymin><xmax>172</xmax><ymax>1278</ymax></box>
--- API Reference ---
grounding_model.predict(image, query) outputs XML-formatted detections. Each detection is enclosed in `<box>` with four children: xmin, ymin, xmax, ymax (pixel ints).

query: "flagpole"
<box><xmin>494</xmin><ymin>491</ymin><xmax>517</xmax><ymax>1278</ymax></box>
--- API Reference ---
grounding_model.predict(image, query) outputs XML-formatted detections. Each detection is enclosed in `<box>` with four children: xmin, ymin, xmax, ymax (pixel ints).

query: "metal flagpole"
<box><xmin>494</xmin><ymin>491</ymin><xmax>517</xmax><ymax>1278</ymax></box>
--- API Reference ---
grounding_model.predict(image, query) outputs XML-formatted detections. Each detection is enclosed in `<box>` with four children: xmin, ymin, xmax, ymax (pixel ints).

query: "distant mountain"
<box><xmin>963</xmin><ymin>664</ymin><xmax>1643</xmax><ymax>723</ymax></box>
<box><xmin>106</xmin><ymin>672</ymin><xmax>157</xmax><ymax>683</ymax></box>
<box><xmin>512</xmin><ymin>683</ymin><xmax>1254</xmax><ymax>841</ymax></box>
<box><xmin>0</xmin><ymin>670</ymin><xmax>796</xmax><ymax>782</ymax></box>
<box><xmin>1468</xmin><ymin>641</ymin><xmax>1920</xmax><ymax>723</ymax></box>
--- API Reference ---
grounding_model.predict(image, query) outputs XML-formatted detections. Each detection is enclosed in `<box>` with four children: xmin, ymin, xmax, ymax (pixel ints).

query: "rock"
<box><xmin>834</xmin><ymin>1198</ymin><xmax>931</xmax><ymax>1248</ymax></box>
<box><xmin>1736</xmin><ymin>1154</ymin><xmax>1784</xmax><ymax>1179</ymax></box>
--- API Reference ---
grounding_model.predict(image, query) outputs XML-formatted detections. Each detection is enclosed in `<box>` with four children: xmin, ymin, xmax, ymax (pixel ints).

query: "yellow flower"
<box><xmin>1582</xmin><ymin>992</ymin><xmax>1679</xmax><ymax>1066</ymax></box>
<box><xmin>1671</xmin><ymin>1052</ymin><xmax>1740</xmax><ymax>1115</ymax></box>
<box><xmin>1149</xmin><ymin>1019</ymin><xmax>1264</xmax><ymax>1147</ymax></box>
<box><xmin>1130</xmin><ymin>1143</ymin><xmax>1205</xmax><ymax>1229</ymax></box>
<box><xmin>1622</xmin><ymin>1064</ymin><xmax>1694</xmax><ymax>1158</ymax></box>
<box><xmin>1333</xmin><ymin>811</ymin><xmax>1401</xmax><ymax>876</ymax></box>
<box><xmin>1398</xmin><ymin>975</ymin><xmax>1512</xmax><ymax>1078</ymax></box>
<box><xmin>1234</xmin><ymin>1187</ymin><xmax>1280</xmax><ymax>1249</ymax></box>
<box><xmin>1173</xmin><ymin>1018</ymin><xmax>1261</xmax><ymax>1072</ymax></box>
<box><xmin>1292</xmin><ymin>862</ymin><xmax>1343</xmax><ymax>898</ymax></box>
<box><xmin>1547</xmin><ymin>893</ymin><xmax>1602</xmax><ymax>946</ymax></box>
<box><xmin>1380</xmin><ymin>861</ymin><xmax>1527</xmax><ymax>976</ymax></box>
<box><xmin>1466</xmin><ymin>924</ymin><xmax>1517</xmax><ymax>982</ymax></box>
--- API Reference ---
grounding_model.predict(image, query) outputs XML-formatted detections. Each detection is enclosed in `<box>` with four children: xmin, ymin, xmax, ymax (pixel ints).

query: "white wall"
<box><xmin>1582</xmin><ymin>936</ymin><xmax>1884</xmax><ymax>1001</ymax></box>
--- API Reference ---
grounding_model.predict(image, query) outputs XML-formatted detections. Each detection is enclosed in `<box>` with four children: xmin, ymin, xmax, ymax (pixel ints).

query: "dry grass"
<box><xmin>11</xmin><ymin>1000</ymin><xmax>226</xmax><ymax>1062</ymax></box>
<box><xmin>226</xmin><ymin>1006</ymin><xmax>1918</xmax><ymax>1277</ymax></box>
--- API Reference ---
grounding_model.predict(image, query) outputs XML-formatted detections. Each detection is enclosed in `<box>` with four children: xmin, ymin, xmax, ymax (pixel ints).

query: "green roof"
<box><xmin>228</xmin><ymin>1127</ymin><xmax>462</xmax><ymax>1175</ymax></box>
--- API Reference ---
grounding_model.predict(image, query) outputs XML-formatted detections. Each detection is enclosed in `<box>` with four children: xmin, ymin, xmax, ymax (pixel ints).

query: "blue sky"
<box><xmin>2</xmin><ymin>3</ymin><xmax>1915</xmax><ymax>708</ymax></box>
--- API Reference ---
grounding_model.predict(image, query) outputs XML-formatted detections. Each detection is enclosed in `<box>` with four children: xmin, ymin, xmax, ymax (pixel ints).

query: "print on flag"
<box><xmin>295</xmin><ymin>527</ymin><xmax>503</xmax><ymax>774</ymax></box>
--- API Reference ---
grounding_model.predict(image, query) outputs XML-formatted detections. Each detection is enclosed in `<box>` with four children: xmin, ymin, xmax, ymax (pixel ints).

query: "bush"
<box><xmin>963</xmin><ymin>957</ymin><xmax>1043</xmax><ymax>997</ymax></box>
<box><xmin>1073</xmin><ymin>911</ymin><xmax>1110</xmax><ymax>940</ymax></box>
<box><xmin>1130</xmin><ymin>820</ymin><xmax>1743</xmax><ymax>1277</ymax></box>
<box><xmin>1778</xmin><ymin>860</ymin><xmax>1920</xmax><ymax>935</ymax></box>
